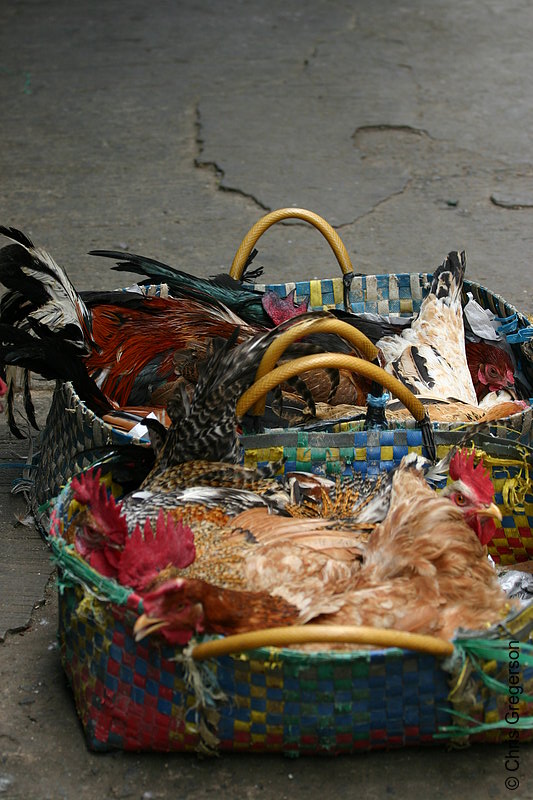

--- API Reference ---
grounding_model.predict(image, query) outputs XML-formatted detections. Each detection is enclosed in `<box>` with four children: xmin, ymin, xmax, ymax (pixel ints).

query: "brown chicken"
<box><xmin>465</xmin><ymin>340</ymin><xmax>517</xmax><ymax>402</ymax></box>
<box><xmin>131</xmin><ymin>451</ymin><xmax>512</xmax><ymax>646</ymax></box>
<box><xmin>311</xmin><ymin>457</ymin><xmax>512</xmax><ymax>640</ymax></box>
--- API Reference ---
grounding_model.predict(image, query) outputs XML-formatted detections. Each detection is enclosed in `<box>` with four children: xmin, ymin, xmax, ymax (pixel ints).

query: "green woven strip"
<box><xmin>50</xmin><ymin>537</ymin><xmax>133</xmax><ymax>607</ymax></box>
<box><xmin>435</xmin><ymin>708</ymin><xmax>533</xmax><ymax>738</ymax></box>
<box><xmin>453</xmin><ymin>637</ymin><xmax>533</xmax><ymax>702</ymax></box>
<box><xmin>454</xmin><ymin>637</ymin><xmax>533</xmax><ymax>666</ymax></box>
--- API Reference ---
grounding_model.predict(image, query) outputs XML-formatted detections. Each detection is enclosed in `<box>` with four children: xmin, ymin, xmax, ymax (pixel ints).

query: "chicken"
<box><xmin>465</xmin><ymin>340</ymin><xmax>516</xmax><ymax>402</ymax></box>
<box><xmin>65</xmin><ymin>468</ymin><xmax>364</xmax><ymax>627</ymax></box>
<box><xmin>62</xmin><ymin>470</ymin><xmax>196</xmax><ymax>588</ymax></box>
<box><xmin>89</xmin><ymin>247</ymin><xmax>307</xmax><ymax>327</ymax></box>
<box><xmin>313</xmin><ymin>455</ymin><xmax>511</xmax><ymax>640</ymax></box>
<box><xmin>0</xmin><ymin>226</ymin><xmax>262</xmax><ymax>427</ymax></box>
<box><xmin>136</xmin><ymin>326</ymin><xmax>325</xmax><ymax>481</ymax></box>
<box><xmin>440</xmin><ymin>448</ymin><xmax>502</xmax><ymax>546</ymax></box>
<box><xmin>132</xmin><ymin>450</ymin><xmax>511</xmax><ymax>646</ymax></box>
<box><xmin>0</xmin><ymin>227</ymin><xmax>383</xmax><ymax>437</ymax></box>
<box><xmin>377</xmin><ymin>251</ymin><xmax>478</xmax><ymax>405</ymax></box>
<box><xmin>134</xmin><ymin>579</ymin><xmax>302</xmax><ymax>645</ymax></box>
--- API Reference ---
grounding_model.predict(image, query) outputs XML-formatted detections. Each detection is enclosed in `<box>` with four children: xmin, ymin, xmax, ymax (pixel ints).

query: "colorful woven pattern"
<box><xmin>255</xmin><ymin>272</ymin><xmax>430</xmax><ymax>315</ymax></box>
<box><xmin>58</xmin><ymin>583</ymin><xmax>454</xmax><ymax>754</ymax></box>
<box><xmin>49</xmin><ymin>452</ymin><xmax>533</xmax><ymax>754</ymax></box>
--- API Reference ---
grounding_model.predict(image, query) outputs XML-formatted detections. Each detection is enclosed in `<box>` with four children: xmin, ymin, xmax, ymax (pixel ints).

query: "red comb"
<box><xmin>449</xmin><ymin>449</ymin><xmax>494</xmax><ymax>504</ymax></box>
<box><xmin>261</xmin><ymin>289</ymin><xmax>309</xmax><ymax>325</ymax></box>
<box><xmin>71</xmin><ymin>469</ymin><xmax>128</xmax><ymax>547</ymax></box>
<box><xmin>118</xmin><ymin>510</ymin><xmax>196</xmax><ymax>591</ymax></box>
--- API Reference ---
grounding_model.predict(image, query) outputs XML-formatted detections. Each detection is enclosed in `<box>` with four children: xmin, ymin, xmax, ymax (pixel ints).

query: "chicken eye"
<box><xmin>454</xmin><ymin>492</ymin><xmax>466</xmax><ymax>506</ymax></box>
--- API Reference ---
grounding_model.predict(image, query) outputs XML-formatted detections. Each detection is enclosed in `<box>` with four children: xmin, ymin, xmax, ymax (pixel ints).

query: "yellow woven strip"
<box><xmin>296</xmin><ymin>447</ymin><xmax>312</xmax><ymax>463</ymax></box>
<box><xmin>243</xmin><ymin>447</ymin><xmax>284</xmax><ymax>468</ymax></box>
<box><xmin>309</xmin><ymin>279</ymin><xmax>323</xmax><ymax>308</ymax></box>
<box><xmin>332</xmin><ymin>277</ymin><xmax>344</xmax><ymax>305</ymax></box>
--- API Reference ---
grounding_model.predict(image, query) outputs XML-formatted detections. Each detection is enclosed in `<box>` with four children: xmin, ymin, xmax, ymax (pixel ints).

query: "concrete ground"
<box><xmin>1</xmin><ymin>0</ymin><xmax>533</xmax><ymax>797</ymax></box>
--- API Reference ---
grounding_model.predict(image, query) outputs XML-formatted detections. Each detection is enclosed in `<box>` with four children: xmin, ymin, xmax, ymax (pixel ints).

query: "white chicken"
<box><xmin>377</xmin><ymin>251</ymin><xmax>478</xmax><ymax>406</ymax></box>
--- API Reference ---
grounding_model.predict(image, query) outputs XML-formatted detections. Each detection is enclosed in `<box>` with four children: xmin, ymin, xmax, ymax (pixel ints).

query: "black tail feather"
<box><xmin>0</xmin><ymin>324</ymin><xmax>112</xmax><ymax>418</ymax></box>
<box><xmin>23</xmin><ymin>368</ymin><xmax>38</xmax><ymax>431</ymax></box>
<box><xmin>430</xmin><ymin>250</ymin><xmax>466</xmax><ymax>302</ymax></box>
<box><xmin>5</xmin><ymin>378</ymin><xmax>25</xmax><ymax>439</ymax></box>
<box><xmin>0</xmin><ymin>226</ymin><xmax>35</xmax><ymax>249</ymax></box>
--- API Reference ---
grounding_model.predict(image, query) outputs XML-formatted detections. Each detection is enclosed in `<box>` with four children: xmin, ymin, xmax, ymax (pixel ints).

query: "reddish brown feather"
<box><xmin>139</xmin><ymin>577</ymin><xmax>300</xmax><ymax>644</ymax></box>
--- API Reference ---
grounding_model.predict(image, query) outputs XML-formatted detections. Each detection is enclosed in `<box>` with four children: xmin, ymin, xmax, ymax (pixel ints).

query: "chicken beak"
<box><xmin>133</xmin><ymin>613</ymin><xmax>167</xmax><ymax>642</ymax></box>
<box><xmin>478</xmin><ymin>502</ymin><xmax>502</xmax><ymax>522</ymax></box>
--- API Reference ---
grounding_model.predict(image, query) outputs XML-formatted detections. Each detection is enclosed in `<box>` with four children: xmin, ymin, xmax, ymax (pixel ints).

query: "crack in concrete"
<box><xmin>192</xmin><ymin>109</ymin><xmax>420</xmax><ymax>230</ymax></box>
<box><xmin>352</xmin><ymin>123</ymin><xmax>432</xmax><ymax>146</ymax></box>
<box><xmin>193</xmin><ymin>105</ymin><xmax>270</xmax><ymax>211</ymax></box>
<box><xmin>192</xmin><ymin>114</ymin><xmax>517</xmax><ymax>234</ymax></box>
<box><xmin>336</xmin><ymin>177</ymin><xmax>415</xmax><ymax>230</ymax></box>
<box><xmin>0</xmin><ymin>576</ymin><xmax>54</xmax><ymax>643</ymax></box>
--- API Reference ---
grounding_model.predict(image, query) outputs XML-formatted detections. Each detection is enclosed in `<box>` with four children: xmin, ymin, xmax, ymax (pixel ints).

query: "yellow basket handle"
<box><xmin>229</xmin><ymin>208</ymin><xmax>355</xmax><ymax>310</ymax></box>
<box><xmin>236</xmin><ymin>352</ymin><xmax>427</xmax><ymax>424</ymax></box>
<box><xmin>191</xmin><ymin>625</ymin><xmax>454</xmax><ymax>660</ymax></box>
<box><xmin>249</xmin><ymin>316</ymin><xmax>380</xmax><ymax>416</ymax></box>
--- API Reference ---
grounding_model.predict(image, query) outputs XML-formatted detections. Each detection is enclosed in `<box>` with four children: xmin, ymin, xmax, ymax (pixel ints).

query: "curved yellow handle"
<box><xmin>191</xmin><ymin>625</ymin><xmax>454</xmax><ymax>660</ymax></box>
<box><xmin>230</xmin><ymin>208</ymin><xmax>354</xmax><ymax>280</ymax></box>
<box><xmin>250</xmin><ymin>317</ymin><xmax>380</xmax><ymax>415</ymax></box>
<box><xmin>236</xmin><ymin>353</ymin><xmax>427</xmax><ymax>422</ymax></box>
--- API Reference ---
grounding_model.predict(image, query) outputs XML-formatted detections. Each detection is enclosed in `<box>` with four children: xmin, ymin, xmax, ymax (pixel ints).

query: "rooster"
<box><xmin>0</xmin><ymin>227</ymin><xmax>387</xmax><ymax>438</ymax></box>
<box><xmin>62</xmin><ymin>471</ymin><xmax>196</xmax><ymax>588</ymax></box>
<box><xmin>89</xmin><ymin>247</ymin><xmax>310</xmax><ymax>327</ymax></box>
<box><xmin>89</xmin><ymin>248</ymin><xmax>381</xmax><ymax>405</ymax></box>
<box><xmin>0</xmin><ymin>227</ymin><xmax>263</xmax><ymax>419</ymax></box>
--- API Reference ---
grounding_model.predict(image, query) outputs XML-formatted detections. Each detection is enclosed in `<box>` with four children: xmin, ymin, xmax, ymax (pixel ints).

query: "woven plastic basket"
<box><xmin>49</xmin><ymin>441</ymin><xmax>533</xmax><ymax>755</ymax></box>
<box><xmin>29</xmin><ymin>209</ymin><xmax>533</xmax><ymax>511</ymax></box>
